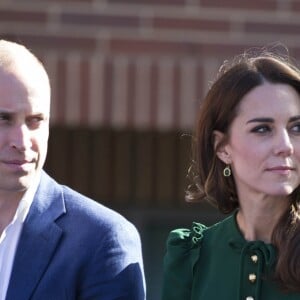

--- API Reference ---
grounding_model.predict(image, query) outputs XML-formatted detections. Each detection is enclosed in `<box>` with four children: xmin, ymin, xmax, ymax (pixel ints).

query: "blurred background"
<box><xmin>1</xmin><ymin>0</ymin><xmax>300</xmax><ymax>298</ymax></box>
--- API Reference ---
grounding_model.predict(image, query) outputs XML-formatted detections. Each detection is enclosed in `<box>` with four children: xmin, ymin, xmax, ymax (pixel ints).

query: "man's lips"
<box><xmin>3</xmin><ymin>159</ymin><xmax>33</xmax><ymax>165</ymax></box>
<box><xmin>1</xmin><ymin>159</ymin><xmax>35</xmax><ymax>171</ymax></box>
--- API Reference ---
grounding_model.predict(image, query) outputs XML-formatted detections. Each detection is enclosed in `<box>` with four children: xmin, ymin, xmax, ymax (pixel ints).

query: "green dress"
<box><xmin>162</xmin><ymin>213</ymin><xmax>300</xmax><ymax>300</ymax></box>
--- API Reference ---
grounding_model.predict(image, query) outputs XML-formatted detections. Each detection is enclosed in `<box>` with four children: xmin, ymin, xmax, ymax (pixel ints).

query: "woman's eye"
<box><xmin>290</xmin><ymin>123</ymin><xmax>300</xmax><ymax>133</ymax></box>
<box><xmin>251</xmin><ymin>125</ymin><xmax>271</xmax><ymax>134</ymax></box>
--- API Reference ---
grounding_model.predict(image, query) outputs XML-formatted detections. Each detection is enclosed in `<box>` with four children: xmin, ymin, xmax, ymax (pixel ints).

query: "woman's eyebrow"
<box><xmin>289</xmin><ymin>115</ymin><xmax>300</xmax><ymax>122</ymax></box>
<box><xmin>246</xmin><ymin>116</ymin><xmax>300</xmax><ymax>124</ymax></box>
<box><xmin>246</xmin><ymin>117</ymin><xmax>273</xmax><ymax>124</ymax></box>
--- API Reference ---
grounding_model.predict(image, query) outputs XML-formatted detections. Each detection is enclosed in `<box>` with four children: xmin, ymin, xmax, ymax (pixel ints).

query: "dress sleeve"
<box><xmin>161</xmin><ymin>222</ymin><xmax>206</xmax><ymax>300</ymax></box>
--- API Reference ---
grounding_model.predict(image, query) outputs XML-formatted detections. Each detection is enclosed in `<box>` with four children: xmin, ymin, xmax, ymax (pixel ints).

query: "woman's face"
<box><xmin>221</xmin><ymin>82</ymin><xmax>300</xmax><ymax>199</ymax></box>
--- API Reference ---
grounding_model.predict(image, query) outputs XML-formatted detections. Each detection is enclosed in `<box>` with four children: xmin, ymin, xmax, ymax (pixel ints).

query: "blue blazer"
<box><xmin>6</xmin><ymin>171</ymin><xmax>145</xmax><ymax>300</ymax></box>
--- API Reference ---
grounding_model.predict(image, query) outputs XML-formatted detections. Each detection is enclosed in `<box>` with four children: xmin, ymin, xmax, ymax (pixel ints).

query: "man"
<box><xmin>0</xmin><ymin>40</ymin><xmax>145</xmax><ymax>300</ymax></box>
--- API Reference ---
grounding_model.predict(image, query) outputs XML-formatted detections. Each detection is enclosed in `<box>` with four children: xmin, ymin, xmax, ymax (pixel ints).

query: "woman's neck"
<box><xmin>236</xmin><ymin>195</ymin><xmax>289</xmax><ymax>243</ymax></box>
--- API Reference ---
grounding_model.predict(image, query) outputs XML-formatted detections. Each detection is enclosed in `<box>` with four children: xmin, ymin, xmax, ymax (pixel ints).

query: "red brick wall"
<box><xmin>0</xmin><ymin>0</ymin><xmax>300</xmax><ymax>131</ymax></box>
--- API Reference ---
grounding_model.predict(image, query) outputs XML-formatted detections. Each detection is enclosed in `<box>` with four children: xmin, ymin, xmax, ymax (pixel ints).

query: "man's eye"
<box><xmin>0</xmin><ymin>113</ymin><xmax>11</xmax><ymax>122</ymax></box>
<box><xmin>26</xmin><ymin>116</ymin><xmax>44</xmax><ymax>128</ymax></box>
<box><xmin>32</xmin><ymin>117</ymin><xmax>43</xmax><ymax>122</ymax></box>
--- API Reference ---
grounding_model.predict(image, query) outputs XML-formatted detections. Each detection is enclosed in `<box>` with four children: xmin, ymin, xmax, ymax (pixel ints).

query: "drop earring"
<box><xmin>223</xmin><ymin>165</ymin><xmax>231</xmax><ymax>177</ymax></box>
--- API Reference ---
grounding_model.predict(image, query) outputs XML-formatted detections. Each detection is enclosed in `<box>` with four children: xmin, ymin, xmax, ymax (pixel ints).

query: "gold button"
<box><xmin>248</xmin><ymin>273</ymin><xmax>256</xmax><ymax>283</ymax></box>
<box><xmin>246</xmin><ymin>297</ymin><xmax>254</xmax><ymax>300</ymax></box>
<box><xmin>251</xmin><ymin>255</ymin><xmax>258</xmax><ymax>263</ymax></box>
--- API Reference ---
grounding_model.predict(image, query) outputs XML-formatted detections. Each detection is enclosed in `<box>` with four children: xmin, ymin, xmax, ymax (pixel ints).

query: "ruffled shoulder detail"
<box><xmin>161</xmin><ymin>223</ymin><xmax>207</xmax><ymax>300</ymax></box>
<box><xmin>166</xmin><ymin>222</ymin><xmax>207</xmax><ymax>269</ymax></box>
<box><xmin>167</xmin><ymin>222</ymin><xmax>206</xmax><ymax>248</ymax></box>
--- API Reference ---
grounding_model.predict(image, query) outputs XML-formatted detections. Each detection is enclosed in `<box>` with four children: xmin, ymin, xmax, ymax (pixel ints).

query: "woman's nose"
<box><xmin>274</xmin><ymin>130</ymin><xmax>294</xmax><ymax>156</ymax></box>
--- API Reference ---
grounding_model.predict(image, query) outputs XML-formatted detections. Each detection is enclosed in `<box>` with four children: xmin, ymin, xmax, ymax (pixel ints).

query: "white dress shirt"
<box><xmin>0</xmin><ymin>175</ymin><xmax>40</xmax><ymax>300</ymax></box>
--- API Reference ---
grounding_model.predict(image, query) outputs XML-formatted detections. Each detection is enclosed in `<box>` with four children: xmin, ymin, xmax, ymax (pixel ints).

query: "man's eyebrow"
<box><xmin>0</xmin><ymin>110</ymin><xmax>13</xmax><ymax>116</ymax></box>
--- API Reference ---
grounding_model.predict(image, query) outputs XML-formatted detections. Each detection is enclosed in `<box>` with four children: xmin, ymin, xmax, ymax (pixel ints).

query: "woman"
<box><xmin>162</xmin><ymin>50</ymin><xmax>300</xmax><ymax>300</ymax></box>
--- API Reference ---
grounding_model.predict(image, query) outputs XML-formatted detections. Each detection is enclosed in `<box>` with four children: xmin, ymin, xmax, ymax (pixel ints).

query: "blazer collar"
<box><xmin>6</xmin><ymin>171</ymin><xmax>66</xmax><ymax>300</ymax></box>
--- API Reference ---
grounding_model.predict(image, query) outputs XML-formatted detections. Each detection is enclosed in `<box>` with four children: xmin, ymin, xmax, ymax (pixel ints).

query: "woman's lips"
<box><xmin>267</xmin><ymin>166</ymin><xmax>294</xmax><ymax>175</ymax></box>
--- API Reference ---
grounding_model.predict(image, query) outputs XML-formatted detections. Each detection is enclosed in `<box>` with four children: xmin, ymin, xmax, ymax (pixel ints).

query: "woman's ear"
<box><xmin>213</xmin><ymin>130</ymin><xmax>231</xmax><ymax>164</ymax></box>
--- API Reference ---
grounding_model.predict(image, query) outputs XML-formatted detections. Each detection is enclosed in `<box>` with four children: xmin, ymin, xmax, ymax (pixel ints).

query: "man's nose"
<box><xmin>9</xmin><ymin>124</ymin><xmax>32</xmax><ymax>151</ymax></box>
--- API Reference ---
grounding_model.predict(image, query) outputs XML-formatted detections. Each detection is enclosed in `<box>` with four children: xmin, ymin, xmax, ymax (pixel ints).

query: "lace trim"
<box><xmin>191</xmin><ymin>222</ymin><xmax>206</xmax><ymax>245</ymax></box>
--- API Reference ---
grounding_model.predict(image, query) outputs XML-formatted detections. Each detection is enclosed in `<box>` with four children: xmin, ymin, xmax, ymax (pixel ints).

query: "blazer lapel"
<box><xmin>6</xmin><ymin>172</ymin><xmax>66</xmax><ymax>300</ymax></box>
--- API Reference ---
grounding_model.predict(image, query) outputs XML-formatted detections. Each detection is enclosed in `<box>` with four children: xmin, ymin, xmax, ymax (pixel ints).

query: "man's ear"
<box><xmin>213</xmin><ymin>130</ymin><xmax>231</xmax><ymax>164</ymax></box>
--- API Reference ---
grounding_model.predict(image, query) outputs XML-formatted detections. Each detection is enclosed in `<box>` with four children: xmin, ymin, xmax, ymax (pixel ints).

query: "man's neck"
<box><xmin>0</xmin><ymin>193</ymin><xmax>24</xmax><ymax>235</ymax></box>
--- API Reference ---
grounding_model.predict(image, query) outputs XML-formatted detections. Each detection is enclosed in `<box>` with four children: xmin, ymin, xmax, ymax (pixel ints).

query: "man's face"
<box><xmin>0</xmin><ymin>66</ymin><xmax>50</xmax><ymax>199</ymax></box>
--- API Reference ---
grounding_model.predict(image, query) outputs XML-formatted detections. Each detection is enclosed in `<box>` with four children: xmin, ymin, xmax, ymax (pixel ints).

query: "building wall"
<box><xmin>1</xmin><ymin>1</ymin><xmax>300</xmax><ymax>298</ymax></box>
<box><xmin>1</xmin><ymin>0</ymin><xmax>300</xmax><ymax>131</ymax></box>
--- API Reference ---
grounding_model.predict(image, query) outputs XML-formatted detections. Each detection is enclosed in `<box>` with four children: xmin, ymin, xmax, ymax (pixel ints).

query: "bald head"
<box><xmin>0</xmin><ymin>40</ymin><xmax>51</xmax><ymax>105</ymax></box>
<box><xmin>0</xmin><ymin>40</ymin><xmax>45</xmax><ymax>69</ymax></box>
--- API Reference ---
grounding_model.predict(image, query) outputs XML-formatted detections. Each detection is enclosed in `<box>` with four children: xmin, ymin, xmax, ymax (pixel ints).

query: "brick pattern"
<box><xmin>0</xmin><ymin>1</ymin><xmax>300</xmax><ymax>130</ymax></box>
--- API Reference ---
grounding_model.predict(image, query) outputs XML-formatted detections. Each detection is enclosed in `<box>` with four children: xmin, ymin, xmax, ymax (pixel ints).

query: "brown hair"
<box><xmin>186</xmin><ymin>48</ymin><xmax>300</xmax><ymax>291</ymax></box>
